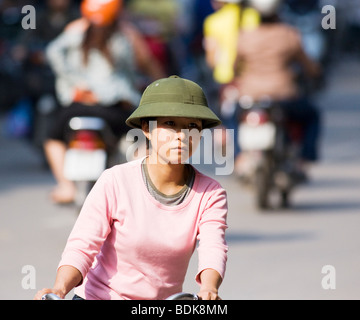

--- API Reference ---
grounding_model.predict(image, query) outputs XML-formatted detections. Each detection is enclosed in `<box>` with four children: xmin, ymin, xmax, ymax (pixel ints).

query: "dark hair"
<box><xmin>140</xmin><ymin>117</ymin><xmax>204</xmax><ymax>130</ymax></box>
<box><xmin>140</xmin><ymin>118</ymin><xmax>157</xmax><ymax>150</ymax></box>
<box><xmin>261</xmin><ymin>14</ymin><xmax>281</xmax><ymax>24</ymax></box>
<box><xmin>82</xmin><ymin>21</ymin><xmax>118</xmax><ymax>66</ymax></box>
<box><xmin>140</xmin><ymin>117</ymin><xmax>158</xmax><ymax>126</ymax></box>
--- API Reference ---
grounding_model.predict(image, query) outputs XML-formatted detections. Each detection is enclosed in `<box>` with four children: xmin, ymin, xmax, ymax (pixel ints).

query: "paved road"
<box><xmin>1</xmin><ymin>57</ymin><xmax>359</xmax><ymax>300</ymax></box>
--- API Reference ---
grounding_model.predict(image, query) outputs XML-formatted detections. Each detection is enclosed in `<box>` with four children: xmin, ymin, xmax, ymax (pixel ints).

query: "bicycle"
<box><xmin>41</xmin><ymin>292</ymin><xmax>199</xmax><ymax>300</ymax></box>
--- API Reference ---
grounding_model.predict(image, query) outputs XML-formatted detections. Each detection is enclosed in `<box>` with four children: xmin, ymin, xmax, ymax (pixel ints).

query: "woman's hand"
<box><xmin>33</xmin><ymin>288</ymin><xmax>64</xmax><ymax>300</ymax></box>
<box><xmin>197</xmin><ymin>268</ymin><xmax>223</xmax><ymax>300</ymax></box>
<box><xmin>33</xmin><ymin>265</ymin><xmax>82</xmax><ymax>300</ymax></box>
<box><xmin>197</xmin><ymin>288</ymin><xmax>221</xmax><ymax>300</ymax></box>
<box><xmin>73</xmin><ymin>88</ymin><xmax>98</xmax><ymax>105</ymax></box>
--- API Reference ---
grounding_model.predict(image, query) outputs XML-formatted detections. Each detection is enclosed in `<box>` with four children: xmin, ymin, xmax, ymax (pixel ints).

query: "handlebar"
<box><xmin>41</xmin><ymin>292</ymin><xmax>199</xmax><ymax>300</ymax></box>
<box><xmin>165</xmin><ymin>292</ymin><xmax>199</xmax><ymax>300</ymax></box>
<box><xmin>41</xmin><ymin>293</ymin><xmax>62</xmax><ymax>300</ymax></box>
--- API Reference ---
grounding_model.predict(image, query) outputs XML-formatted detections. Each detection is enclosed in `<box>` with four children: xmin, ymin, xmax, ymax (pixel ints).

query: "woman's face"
<box><xmin>142</xmin><ymin>117</ymin><xmax>203</xmax><ymax>165</ymax></box>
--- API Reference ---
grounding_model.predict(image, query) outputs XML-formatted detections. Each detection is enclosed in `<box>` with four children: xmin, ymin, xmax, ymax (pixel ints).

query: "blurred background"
<box><xmin>0</xmin><ymin>0</ymin><xmax>359</xmax><ymax>300</ymax></box>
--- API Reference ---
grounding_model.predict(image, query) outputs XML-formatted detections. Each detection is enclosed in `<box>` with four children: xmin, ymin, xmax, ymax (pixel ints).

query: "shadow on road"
<box><xmin>226</xmin><ymin>230</ymin><xmax>315</xmax><ymax>244</ymax></box>
<box><xmin>291</xmin><ymin>201</ymin><xmax>360</xmax><ymax>214</ymax></box>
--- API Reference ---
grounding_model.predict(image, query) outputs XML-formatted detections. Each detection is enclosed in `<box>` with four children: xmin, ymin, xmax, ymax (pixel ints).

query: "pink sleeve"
<box><xmin>58</xmin><ymin>169</ymin><xmax>115</xmax><ymax>281</ymax></box>
<box><xmin>195</xmin><ymin>185</ymin><xmax>228</xmax><ymax>284</ymax></box>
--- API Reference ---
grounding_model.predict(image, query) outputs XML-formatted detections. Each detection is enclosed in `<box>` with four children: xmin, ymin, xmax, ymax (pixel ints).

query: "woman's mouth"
<box><xmin>171</xmin><ymin>146</ymin><xmax>189</xmax><ymax>152</ymax></box>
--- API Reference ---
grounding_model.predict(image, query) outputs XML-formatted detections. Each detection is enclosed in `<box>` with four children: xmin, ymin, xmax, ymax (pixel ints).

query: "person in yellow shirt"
<box><xmin>203</xmin><ymin>0</ymin><xmax>260</xmax><ymax>162</ymax></box>
<box><xmin>203</xmin><ymin>0</ymin><xmax>260</xmax><ymax>84</ymax></box>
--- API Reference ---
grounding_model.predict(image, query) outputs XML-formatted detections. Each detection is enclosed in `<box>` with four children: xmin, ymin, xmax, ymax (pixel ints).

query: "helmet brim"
<box><xmin>125</xmin><ymin>102</ymin><xmax>221</xmax><ymax>129</ymax></box>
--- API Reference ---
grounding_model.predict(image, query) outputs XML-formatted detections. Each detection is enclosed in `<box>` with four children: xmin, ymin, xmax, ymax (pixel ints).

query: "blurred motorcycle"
<box><xmin>63</xmin><ymin>116</ymin><xmax>118</xmax><ymax>208</ymax></box>
<box><xmin>237</xmin><ymin>98</ymin><xmax>306</xmax><ymax>210</ymax></box>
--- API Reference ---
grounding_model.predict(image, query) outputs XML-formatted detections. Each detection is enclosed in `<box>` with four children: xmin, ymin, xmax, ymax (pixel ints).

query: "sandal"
<box><xmin>50</xmin><ymin>182</ymin><xmax>76</xmax><ymax>204</ymax></box>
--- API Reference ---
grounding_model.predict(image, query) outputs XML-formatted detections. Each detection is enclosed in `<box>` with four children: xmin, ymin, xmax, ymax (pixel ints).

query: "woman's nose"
<box><xmin>176</xmin><ymin>129</ymin><xmax>187</xmax><ymax>141</ymax></box>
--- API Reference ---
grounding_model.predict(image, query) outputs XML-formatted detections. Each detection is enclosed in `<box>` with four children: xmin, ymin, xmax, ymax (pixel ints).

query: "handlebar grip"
<box><xmin>166</xmin><ymin>292</ymin><xmax>199</xmax><ymax>300</ymax></box>
<box><xmin>41</xmin><ymin>293</ymin><xmax>62</xmax><ymax>300</ymax></box>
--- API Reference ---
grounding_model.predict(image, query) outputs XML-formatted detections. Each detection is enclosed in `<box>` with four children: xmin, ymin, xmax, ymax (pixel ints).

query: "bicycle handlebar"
<box><xmin>41</xmin><ymin>293</ymin><xmax>62</xmax><ymax>300</ymax></box>
<box><xmin>165</xmin><ymin>292</ymin><xmax>199</xmax><ymax>300</ymax></box>
<box><xmin>41</xmin><ymin>292</ymin><xmax>199</xmax><ymax>300</ymax></box>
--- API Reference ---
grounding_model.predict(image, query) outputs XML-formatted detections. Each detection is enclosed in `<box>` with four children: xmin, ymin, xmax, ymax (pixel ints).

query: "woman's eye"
<box><xmin>188</xmin><ymin>123</ymin><xmax>200</xmax><ymax>129</ymax></box>
<box><xmin>164</xmin><ymin>121</ymin><xmax>175</xmax><ymax>126</ymax></box>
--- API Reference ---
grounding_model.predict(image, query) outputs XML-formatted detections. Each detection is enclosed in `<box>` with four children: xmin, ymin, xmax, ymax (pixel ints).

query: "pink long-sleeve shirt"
<box><xmin>59</xmin><ymin>158</ymin><xmax>228</xmax><ymax>300</ymax></box>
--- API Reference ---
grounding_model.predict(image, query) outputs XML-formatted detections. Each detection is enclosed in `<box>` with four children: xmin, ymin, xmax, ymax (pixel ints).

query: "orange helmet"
<box><xmin>81</xmin><ymin>0</ymin><xmax>122</xmax><ymax>26</ymax></box>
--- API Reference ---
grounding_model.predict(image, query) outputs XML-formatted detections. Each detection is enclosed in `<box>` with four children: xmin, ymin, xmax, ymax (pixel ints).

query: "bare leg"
<box><xmin>44</xmin><ymin>139</ymin><xmax>76</xmax><ymax>203</ymax></box>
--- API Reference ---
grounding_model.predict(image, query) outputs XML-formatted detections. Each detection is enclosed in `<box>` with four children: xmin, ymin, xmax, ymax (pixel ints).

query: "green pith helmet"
<box><xmin>125</xmin><ymin>76</ymin><xmax>221</xmax><ymax>129</ymax></box>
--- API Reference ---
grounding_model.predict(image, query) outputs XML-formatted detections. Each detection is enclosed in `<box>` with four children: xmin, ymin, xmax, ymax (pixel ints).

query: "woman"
<box><xmin>34</xmin><ymin>76</ymin><xmax>228</xmax><ymax>300</ymax></box>
<box><xmin>44</xmin><ymin>0</ymin><xmax>165</xmax><ymax>204</ymax></box>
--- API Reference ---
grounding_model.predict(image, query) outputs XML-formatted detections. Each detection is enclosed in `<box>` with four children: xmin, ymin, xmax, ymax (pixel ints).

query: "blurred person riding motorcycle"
<box><xmin>235</xmin><ymin>0</ymin><xmax>322</xmax><ymax>176</ymax></box>
<box><xmin>204</xmin><ymin>0</ymin><xmax>261</xmax><ymax>85</ymax></box>
<box><xmin>205</xmin><ymin>0</ymin><xmax>322</xmax><ymax>178</ymax></box>
<box><xmin>203</xmin><ymin>0</ymin><xmax>261</xmax><ymax>157</ymax></box>
<box><xmin>44</xmin><ymin>0</ymin><xmax>165</xmax><ymax>204</ymax></box>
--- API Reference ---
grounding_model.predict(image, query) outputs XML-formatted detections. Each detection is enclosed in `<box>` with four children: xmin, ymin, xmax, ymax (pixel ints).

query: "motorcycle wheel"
<box><xmin>254</xmin><ymin>165</ymin><xmax>272</xmax><ymax>210</ymax></box>
<box><xmin>280</xmin><ymin>190</ymin><xmax>290</xmax><ymax>208</ymax></box>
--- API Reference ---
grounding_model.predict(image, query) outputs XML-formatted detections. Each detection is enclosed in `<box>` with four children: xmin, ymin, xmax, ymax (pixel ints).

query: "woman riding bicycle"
<box><xmin>34</xmin><ymin>76</ymin><xmax>228</xmax><ymax>300</ymax></box>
